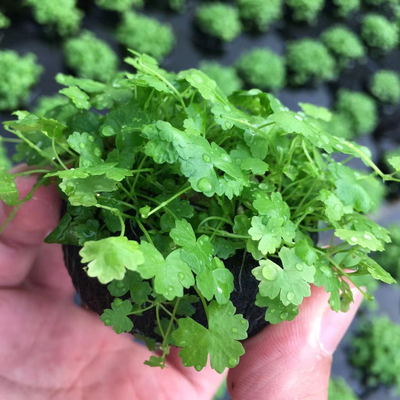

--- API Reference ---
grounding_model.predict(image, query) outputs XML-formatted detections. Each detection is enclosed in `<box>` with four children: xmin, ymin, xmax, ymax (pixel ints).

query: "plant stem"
<box><xmin>147</xmin><ymin>186</ymin><xmax>191</xmax><ymax>218</ymax></box>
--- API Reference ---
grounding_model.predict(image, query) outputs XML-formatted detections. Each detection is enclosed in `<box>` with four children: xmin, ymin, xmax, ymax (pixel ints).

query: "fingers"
<box><xmin>228</xmin><ymin>286</ymin><xmax>364</xmax><ymax>400</ymax></box>
<box><xmin>0</xmin><ymin>175</ymin><xmax>61</xmax><ymax>287</ymax></box>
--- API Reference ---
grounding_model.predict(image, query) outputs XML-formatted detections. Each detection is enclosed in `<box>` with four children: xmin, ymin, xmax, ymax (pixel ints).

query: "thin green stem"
<box><xmin>197</xmin><ymin>216</ymin><xmax>233</xmax><ymax>230</ymax></box>
<box><xmin>128</xmin><ymin>304</ymin><xmax>156</xmax><ymax>315</ymax></box>
<box><xmin>1</xmin><ymin>138</ymin><xmax>22</xmax><ymax>143</ymax></box>
<box><xmin>147</xmin><ymin>186</ymin><xmax>191</xmax><ymax>218</ymax></box>
<box><xmin>52</xmin><ymin>137</ymin><xmax>68</xmax><ymax>170</ymax></box>
<box><xmin>136</xmin><ymin>218</ymin><xmax>154</xmax><ymax>245</ymax></box>
<box><xmin>131</xmin><ymin>155</ymin><xmax>147</xmax><ymax>195</ymax></box>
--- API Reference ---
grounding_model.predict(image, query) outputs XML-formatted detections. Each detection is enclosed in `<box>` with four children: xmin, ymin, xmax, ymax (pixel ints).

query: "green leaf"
<box><xmin>212</xmin><ymin>238</ymin><xmax>236</xmax><ymax>260</ymax></box>
<box><xmin>60</xmin><ymin>86</ymin><xmax>91</xmax><ymax>110</ymax></box>
<box><xmin>253</xmin><ymin>192</ymin><xmax>290</xmax><ymax>218</ymax></box>
<box><xmin>170</xmin><ymin>219</ymin><xmax>214</xmax><ymax>274</ymax></box>
<box><xmin>56</xmin><ymin>73</ymin><xmax>107</xmax><ymax>93</ymax></box>
<box><xmin>100</xmin><ymin>299</ymin><xmax>133</xmax><ymax>334</ymax></box>
<box><xmin>80</xmin><ymin>237</ymin><xmax>144</xmax><ymax>283</ymax></box>
<box><xmin>335</xmin><ymin>229</ymin><xmax>385</xmax><ymax>251</ymax></box>
<box><xmin>196</xmin><ymin>257</ymin><xmax>234</xmax><ymax>304</ymax></box>
<box><xmin>299</xmin><ymin>103</ymin><xmax>332</xmax><ymax>122</ymax></box>
<box><xmin>67</xmin><ymin>131</ymin><xmax>103</xmax><ymax>167</ymax></box>
<box><xmin>319</xmin><ymin>189</ymin><xmax>351</xmax><ymax>222</ymax></box>
<box><xmin>255</xmin><ymin>294</ymin><xmax>299</xmax><ymax>324</ymax></box>
<box><xmin>144</xmin><ymin>355</ymin><xmax>165</xmax><ymax>368</ymax></box>
<box><xmin>159</xmin><ymin>198</ymin><xmax>194</xmax><ymax>230</ymax></box>
<box><xmin>137</xmin><ymin>242</ymin><xmax>194</xmax><ymax>300</ymax></box>
<box><xmin>359</xmin><ymin>255</ymin><xmax>396</xmax><ymax>284</ymax></box>
<box><xmin>172</xmin><ymin>301</ymin><xmax>248</xmax><ymax>373</ymax></box>
<box><xmin>313</xmin><ymin>262</ymin><xmax>342</xmax><ymax>312</ymax></box>
<box><xmin>0</xmin><ymin>171</ymin><xmax>18</xmax><ymax>206</ymax></box>
<box><xmin>252</xmin><ymin>247</ymin><xmax>315</xmax><ymax>306</ymax></box>
<box><xmin>388</xmin><ymin>156</ymin><xmax>400</xmax><ymax>172</ymax></box>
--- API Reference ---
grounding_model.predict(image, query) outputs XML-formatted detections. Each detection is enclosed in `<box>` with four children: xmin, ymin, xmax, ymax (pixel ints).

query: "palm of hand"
<box><xmin>0</xmin><ymin>177</ymin><xmax>223</xmax><ymax>400</ymax></box>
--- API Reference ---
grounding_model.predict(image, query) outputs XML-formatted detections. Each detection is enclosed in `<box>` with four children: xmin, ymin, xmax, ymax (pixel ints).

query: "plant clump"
<box><xmin>116</xmin><ymin>12</ymin><xmax>175</xmax><ymax>60</ymax></box>
<box><xmin>95</xmin><ymin>0</ymin><xmax>143</xmax><ymax>12</ymax></box>
<box><xmin>64</xmin><ymin>31</ymin><xmax>119</xmax><ymax>82</ymax></box>
<box><xmin>237</xmin><ymin>0</ymin><xmax>283</xmax><ymax>32</ymax></box>
<box><xmin>286</xmin><ymin>0</ymin><xmax>325</xmax><ymax>24</ymax></box>
<box><xmin>196</xmin><ymin>3</ymin><xmax>242</xmax><ymax>42</ymax></box>
<box><xmin>26</xmin><ymin>0</ymin><xmax>83</xmax><ymax>36</ymax></box>
<box><xmin>328</xmin><ymin>378</ymin><xmax>359</xmax><ymax>400</ymax></box>
<box><xmin>335</xmin><ymin>89</ymin><xmax>378</xmax><ymax>136</ymax></box>
<box><xmin>199</xmin><ymin>61</ymin><xmax>243</xmax><ymax>96</ymax></box>
<box><xmin>0</xmin><ymin>11</ymin><xmax>10</xmax><ymax>29</ymax></box>
<box><xmin>320</xmin><ymin>112</ymin><xmax>354</xmax><ymax>140</ymax></box>
<box><xmin>361</xmin><ymin>14</ymin><xmax>399</xmax><ymax>52</ymax></box>
<box><xmin>1</xmin><ymin>53</ymin><xmax>397</xmax><ymax>374</ymax></box>
<box><xmin>322</xmin><ymin>26</ymin><xmax>365</xmax><ymax>68</ymax></box>
<box><xmin>0</xmin><ymin>50</ymin><xmax>43</xmax><ymax>111</ymax></box>
<box><xmin>370</xmin><ymin>70</ymin><xmax>400</xmax><ymax>105</ymax></box>
<box><xmin>350</xmin><ymin>316</ymin><xmax>400</xmax><ymax>392</ymax></box>
<box><xmin>333</xmin><ymin>0</ymin><xmax>360</xmax><ymax>18</ymax></box>
<box><xmin>169</xmin><ymin>0</ymin><xmax>186</xmax><ymax>12</ymax></box>
<box><xmin>235</xmin><ymin>48</ymin><xmax>286</xmax><ymax>91</ymax></box>
<box><xmin>373</xmin><ymin>224</ymin><xmax>400</xmax><ymax>280</ymax></box>
<box><xmin>286</xmin><ymin>39</ymin><xmax>336</xmax><ymax>85</ymax></box>
<box><xmin>33</xmin><ymin>95</ymin><xmax>70</xmax><ymax>117</ymax></box>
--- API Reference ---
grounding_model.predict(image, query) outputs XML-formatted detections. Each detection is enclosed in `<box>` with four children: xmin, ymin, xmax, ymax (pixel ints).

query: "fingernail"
<box><xmin>319</xmin><ymin>287</ymin><xmax>364</xmax><ymax>354</ymax></box>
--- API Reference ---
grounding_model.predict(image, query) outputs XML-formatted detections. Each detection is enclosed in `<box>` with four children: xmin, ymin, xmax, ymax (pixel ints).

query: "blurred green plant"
<box><xmin>235</xmin><ymin>48</ymin><xmax>286</xmax><ymax>91</ymax></box>
<box><xmin>0</xmin><ymin>11</ymin><xmax>10</xmax><ymax>29</ymax></box>
<box><xmin>335</xmin><ymin>90</ymin><xmax>378</xmax><ymax>136</ymax></box>
<box><xmin>0</xmin><ymin>50</ymin><xmax>43</xmax><ymax>111</ymax></box>
<box><xmin>237</xmin><ymin>0</ymin><xmax>283</xmax><ymax>31</ymax></box>
<box><xmin>200</xmin><ymin>61</ymin><xmax>243</xmax><ymax>96</ymax></box>
<box><xmin>169</xmin><ymin>0</ymin><xmax>186</xmax><ymax>12</ymax></box>
<box><xmin>333</xmin><ymin>0</ymin><xmax>360</xmax><ymax>18</ymax></box>
<box><xmin>286</xmin><ymin>0</ymin><xmax>325</xmax><ymax>24</ymax></box>
<box><xmin>116</xmin><ymin>12</ymin><xmax>175</xmax><ymax>60</ymax></box>
<box><xmin>361</xmin><ymin>14</ymin><xmax>399</xmax><ymax>52</ymax></box>
<box><xmin>286</xmin><ymin>39</ymin><xmax>336</xmax><ymax>85</ymax></box>
<box><xmin>33</xmin><ymin>95</ymin><xmax>70</xmax><ymax>117</ymax></box>
<box><xmin>322</xmin><ymin>26</ymin><xmax>365</xmax><ymax>68</ymax></box>
<box><xmin>320</xmin><ymin>112</ymin><xmax>353</xmax><ymax>140</ymax></box>
<box><xmin>328</xmin><ymin>378</ymin><xmax>359</xmax><ymax>400</ymax></box>
<box><xmin>26</xmin><ymin>0</ymin><xmax>83</xmax><ymax>36</ymax></box>
<box><xmin>196</xmin><ymin>3</ymin><xmax>242</xmax><ymax>41</ymax></box>
<box><xmin>64</xmin><ymin>31</ymin><xmax>118</xmax><ymax>82</ymax></box>
<box><xmin>95</xmin><ymin>0</ymin><xmax>143</xmax><ymax>12</ymax></box>
<box><xmin>370</xmin><ymin>70</ymin><xmax>400</xmax><ymax>105</ymax></box>
<box><xmin>350</xmin><ymin>316</ymin><xmax>400</xmax><ymax>393</ymax></box>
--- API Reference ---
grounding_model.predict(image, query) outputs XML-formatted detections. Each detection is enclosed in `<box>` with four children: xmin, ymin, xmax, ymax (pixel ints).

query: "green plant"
<box><xmin>199</xmin><ymin>61</ymin><xmax>243</xmax><ymax>96</ymax></box>
<box><xmin>169</xmin><ymin>0</ymin><xmax>186</xmax><ymax>12</ymax></box>
<box><xmin>286</xmin><ymin>39</ymin><xmax>336</xmax><ymax>85</ymax></box>
<box><xmin>237</xmin><ymin>0</ymin><xmax>283</xmax><ymax>31</ymax></box>
<box><xmin>370</xmin><ymin>70</ymin><xmax>400</xmax><ymax>105</ymax></box>
<box><xmin>95</xmin><ymin>0</ymin><xmax>143</xmax><ymax>12</ymax></box>
<box><xmin>26</xmin><ymin>0</ymin><xmax>83</xmax><ymax>36</ymax></box>
<box><xmin>116</xmin><ymin>12</ymin><xmax>175</xmax><ymax>60</ymax></box>
<box><xmin>350</xmin><ymin>316</ymin><xmax>400</xmax><ymax>392</ymax></box>
<box><xmin>320</xmin><ymin>112</ymin><xmax>354</xmax><ymax>140</ymax></box>
<box><xmin>0</xmin><ymin>137</ymin><xmax>11</xmax><ymax>171</ymax></box>
<box><xmin>33</xmin><ymin>95</ymin><xmax>70</xmax><ymax>117</ymax></box>
<box><xmin>335</xmin><ymin>90</ymin><xmax>378</xmax><ymax>136</ymax></box>
<box><xmin>322</xmin><ymin>26</ymin><xmax>365</xmax><ymax>68</ymax></box>
<box><xmin>0</xmin><ymin>11</ymin><xmax>10</xmax><ymax>29</ymax></box>
<box><xmin>64</xmin><ymin>31</ymin><xmax>119</xmax><ymax>82</ymax></box>
<box><xmin>328</xmin><ymin>378</ymin><xmax>359</xmax><ymax>400</ymax></box>
<box><xmin>286</xmin><ymin>0</ymin><xmax>325</xmax><ymax>24</ymax></box>
<box><xmin>361</xmin><ymin>14</ymin><xmax>399</xmax><ymax>51</ymax></box>
<box><xmin>0</xmin><ymin>50</ymin><xmax>43</xmax><ymax>111</ymax></box>
<box><xmin>364</xmin><ymin>0</ymin><xmax>398</xmax><ymax>6</ymax></box>
<box><xmin>333</xmin><ymin>0</ymin><xmax>360</xmax><ymax>18</ymax></box>
<box><xmin>235</xmin><ymin>48</ymin><xmax>286</xmax><ymax>91</ymax></box>
<box><xmin>1</xmin><ymin>53</ymin><xmax>398</xmax><ymax>373</ymax></box>
<box><xmin>196</xmin><ymin>3</ymin><xmax>242</xmax><ymax>42</ymax></box>
<box><xmin>373</xmin><ymin>224</ymin><xmax>400</xmax><ymax>280</ymax></box>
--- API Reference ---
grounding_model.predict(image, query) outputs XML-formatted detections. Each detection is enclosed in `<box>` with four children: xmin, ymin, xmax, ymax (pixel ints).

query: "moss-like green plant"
<box><xmin>235</xmin><ymin>48</ymin><xmax>286</xmax><ymax>91</ymax></box>
<box><xmin>328</xmin><ymin>378</ymin><xmax>359</xmax><ymax>400</ymax></box>
<box><xmin>199</xmin><ymin>61</ymin><xmax>243</xmax><ymax>96</ymax></box>
<box><xmin>0</xmin><ymin>11</ymin><xmax>11</xmax><ymax>29</ymax></box>
<box><xmin>196</xmin><ymin>3</ymin><xmax>242</xmax><ymax>42</ymax></box>
<box><xmin>373</xmin><ymin>224</ymin><xmax>400</xmax><ymax>280</ymax></box>
<box><xmin>335</xmin><ymin>90</ymin><xmax>378</xmax><ymax>135</ymax></box>
<box><xmin>286</xmin><ymin>39</ymin><xmax>336</xmax><ymax>85</ymax></box>
<box><xmin>0</xmin><ymin>50</ymin><xmax>43</xmax><ymax>111</ymax></box>
<box><xmin>237</xmin><ymin>0</ymin><xmax>283</xmax><ymax>31</ymax></box>
<box><xmin>333</xmin><ymin>0</ymin><xmax>360</xmax><ymax>18</ymax></box>
<box><xmin>286</xmin><ymin>0</ymin><xmax>324</xmax><ymax>24</ymax></box>
<box><xmin>33</xmin><ymin>95</ymin><xmax>70</xmax><ymax>117</ymax></box>
<box><xmin>26</xmin><ymin>0</ymin><xmax>83</xmax><ymax>36</ymax></box>
<box><xmin>370</xmin><ymin>70</ymin><xmax>400</xmax><ymax>105</ymax></box>
<box><xmin>169</xmin><ymin>0</ymin><xmax>186</xmax><ymax>12</ymax></box>
<box><xmin>361</xmin><ymin>14</ymin><xmax>399</xmax><ymax>51</ymax></box>
<box><xmin>95</xmin><ymin>0</ymin><xmax>143</xmax><ymax>12</ymax></box>
<box><xmin>320</xmin><ymin>112</ymin><xmax>354</xmax><ymax>140</ymax></box>
<box><xmin>64</xmin><ymin>31</ymin><xmax>118</xmax><ymax>82</ymax></box>
<box><xmin>116</xmin><ymin>12</ymin><xmax>175</xmax><ymax>60</ymax></box>
<box><xmin>322</xmin><ymin>26</ymin><xmax>365</xmax><ymax>67</ymax></box>
<box><xmin>350</xmin><ymin>316</ymin><xmax>400</xmax><ymax>392</ymax></box>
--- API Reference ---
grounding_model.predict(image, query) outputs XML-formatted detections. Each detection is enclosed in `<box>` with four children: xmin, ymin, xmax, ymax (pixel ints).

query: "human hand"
<box><xmin>0</xmin><ymin>173</ymin><xmax>362</xmax><ymax>400</ymax></box>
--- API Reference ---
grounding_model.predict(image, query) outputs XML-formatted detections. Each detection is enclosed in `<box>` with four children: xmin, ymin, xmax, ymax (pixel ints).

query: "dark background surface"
<box><xmin>1</xmin><ymin>1</ymin><xmax>400</xmax><ymax>398</ymax></box>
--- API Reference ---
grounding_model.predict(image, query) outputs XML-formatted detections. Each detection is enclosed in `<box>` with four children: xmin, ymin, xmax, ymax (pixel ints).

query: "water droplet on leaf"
<box><xmin>116</xmin><ymin>282</ymin><xmax>125</xmax><ymax>289</ymax></box>
<box><xmin>197</xmin><ymin>177</ymin><xmax>214</xmax><ymax>193</ymax></box>
<box><xmin>262</xmin><ymin>266</ymin><xmax>278</xmax><ymax>281</ymax></box>
<box><xmin>280</xmin><ymin>312</ymin><xmax>288</xmax><ymax>320</ymax></box>
<box><xmin>225</xmin><ymin>122</ymin><xmax>233</xmax><ymax>130</ymax></box>
<box><xmin>295</xmin><ymin>263</ymin><xmax>303</xmax><ymax>271</ymax></box>
<box><xmin>287</xmin><ymin>292</ymin><xmax>295</xmax><ymax>302</ymax></box>
<box><xmin>178</xmin><ymin>272</ymin><xmax>185</xmax><ymax>281</ymax></box>
<box><xmin>195</xmin><ymin>365</ymin><xmax>202</xmax><ymax>371</ymax></box>
<box><xmin>202</xmin><ymin>154</ymin><xmax>211</xmax><ymax>163</ymax></box>
<box><xmin>232</xmin><ymin>327</ymin><xmax>238</xmax><ymax>333</ymax></box>
<box><xmin>228</xmin><ymin>357</ymin><xmax>238</xmax><ymax>367</ymax></box>
<box><xmin>114</xmin><ymin>298</ymin><xmax>123</xmax><ymax>306</ymax></box>
<box><xmin>224</xmin><ymin>105</ymin><xmax>231</xmax><ymax>112</ymax></box>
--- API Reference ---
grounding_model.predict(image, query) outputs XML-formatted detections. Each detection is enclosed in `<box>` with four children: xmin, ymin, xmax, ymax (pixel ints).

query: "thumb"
<box><xmin>227</xmin><ymin>285</ymin><xmax>363</xmax><ymax>400</ymax></box>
